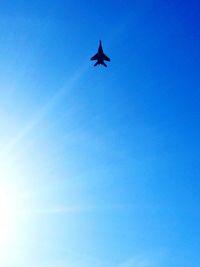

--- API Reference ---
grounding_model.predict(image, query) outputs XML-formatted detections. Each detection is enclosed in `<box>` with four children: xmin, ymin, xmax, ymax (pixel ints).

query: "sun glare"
<box><xmin>0</xmin><ymin>181</ymin><xmax>23</xmax><ymax>249</ymax></box>
<box><xmin>0</xmin><ymin>185</ymin><xmax>14</xmax><ymax>241</ymax></box>
<box><xmin>0</xmin><ymin>152</ymin><xmax>34</xmax><ymax>265</ymax></box>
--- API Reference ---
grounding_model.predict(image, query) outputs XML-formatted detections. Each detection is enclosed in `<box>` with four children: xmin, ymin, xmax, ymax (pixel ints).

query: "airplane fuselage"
<box><xmin>90</xmin><ymin>40</ymin><xmax>110</xmax><ymax>67</ymax></box>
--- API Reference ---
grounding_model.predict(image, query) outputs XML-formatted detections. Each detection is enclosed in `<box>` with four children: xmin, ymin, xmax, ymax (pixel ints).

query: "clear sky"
<box><xmin>0</xmin><ymin>0</ymin><xmax>200</xmax><ymax>266</ymax></box>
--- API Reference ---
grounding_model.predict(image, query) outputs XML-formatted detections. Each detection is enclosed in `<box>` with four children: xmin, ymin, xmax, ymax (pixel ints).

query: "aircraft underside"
<box><xmin>90</xmin><ymin>40</ymin><xmax>110</xmax><ymax>67</ymax></box>
<box><xmin>94</xmin><ymin>61</ymin><xmax>107</xmax><ymax>67</ymax></box>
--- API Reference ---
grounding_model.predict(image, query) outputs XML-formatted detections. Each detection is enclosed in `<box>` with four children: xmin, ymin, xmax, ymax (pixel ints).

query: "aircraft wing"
<box><xmin>90</xmin><ymin>53</ymin><xmax>98</xmax><ymax>60</ymax></box>
<box><xmin>103</xmin><ymin>53</ymin><xmax>110</xmax><ymax>61</ymax></box>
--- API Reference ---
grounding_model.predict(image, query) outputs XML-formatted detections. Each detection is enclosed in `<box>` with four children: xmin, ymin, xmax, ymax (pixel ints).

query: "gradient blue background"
<box><xmin>0</xmin><ymin>0</ymin><xmax>200</xmax><ymax>266</ymax></box>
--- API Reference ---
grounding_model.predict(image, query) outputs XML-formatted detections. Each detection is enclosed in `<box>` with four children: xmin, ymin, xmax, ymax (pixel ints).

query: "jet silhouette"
<box><xmin>90</xmin><ymin>40</ymin><xmax>111</xmax><ymax>67</ymax></box>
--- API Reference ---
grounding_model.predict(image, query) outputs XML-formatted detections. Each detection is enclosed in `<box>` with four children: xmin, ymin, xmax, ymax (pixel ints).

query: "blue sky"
<box><xmin>0</xmin><ymin>0</ymin><xmax>200</xmax><ymax>266</ymax></box>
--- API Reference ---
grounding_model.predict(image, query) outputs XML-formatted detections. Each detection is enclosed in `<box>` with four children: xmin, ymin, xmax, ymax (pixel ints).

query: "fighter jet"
<box><xmin>90</xmin><ymin>40</ymin><xmax>111</xmax><ymax>67</ymax></box>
